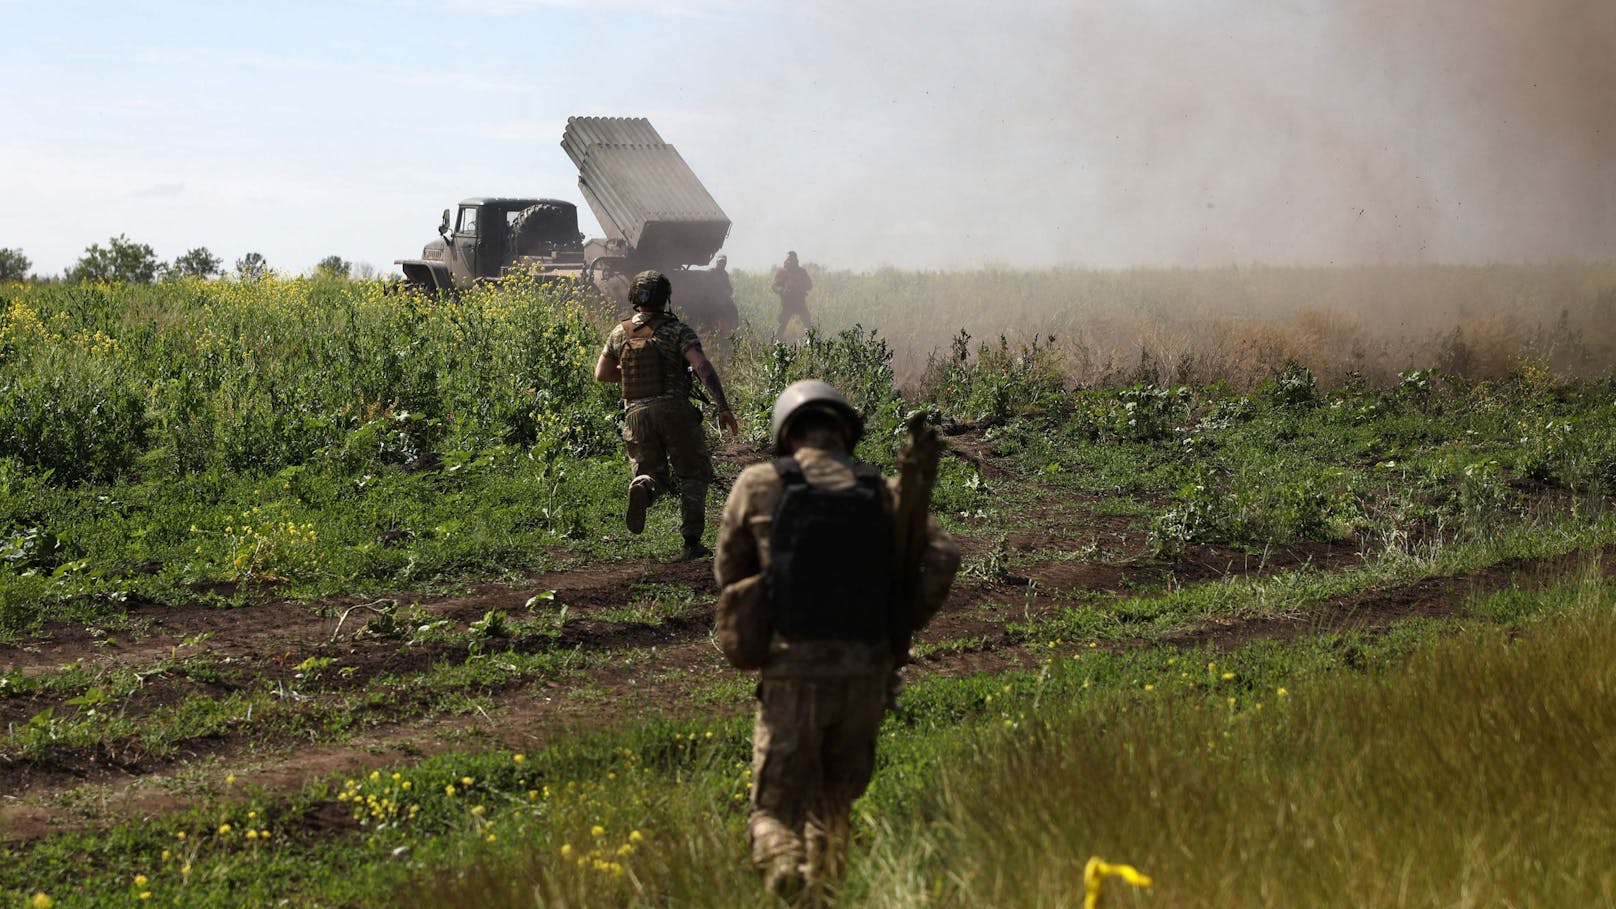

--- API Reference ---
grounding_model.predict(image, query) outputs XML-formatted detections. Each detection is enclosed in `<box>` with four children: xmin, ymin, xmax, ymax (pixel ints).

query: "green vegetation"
<box><xmin>1</xmin><ymin>265</ymin><xmax>1614</xmax><ymax>906</ymax></box>
<box><xmin>5</xmin><ymin>569</ymin><xmax>1612</xmax><ymax>907</ymax></box>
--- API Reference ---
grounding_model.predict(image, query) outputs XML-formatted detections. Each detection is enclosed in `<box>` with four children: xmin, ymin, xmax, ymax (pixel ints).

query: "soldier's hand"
<box><xmin>719</xmin><ymin>409</ymin><xmax>740</xmax><ymax>436</ymax></box>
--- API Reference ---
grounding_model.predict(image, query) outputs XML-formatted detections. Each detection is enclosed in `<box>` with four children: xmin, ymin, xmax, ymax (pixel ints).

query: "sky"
<box><xmin>5</xmin><ymin>0</ymin><xmax>1613</xmax><ymax>276</ymax></box>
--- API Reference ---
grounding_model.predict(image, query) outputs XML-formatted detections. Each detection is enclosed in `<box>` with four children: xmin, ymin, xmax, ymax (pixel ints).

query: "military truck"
<box><xmin>395</xmin><ymin>197</ymin><xmax>587</xmax><ymax>292</ymax></box>
<box><xmin>396</xmin><ymin>117</ymin><xmax>738</xmax><ymax>334</ymax></box>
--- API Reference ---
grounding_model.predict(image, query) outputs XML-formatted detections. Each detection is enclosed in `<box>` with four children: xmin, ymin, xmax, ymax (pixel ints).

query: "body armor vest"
<box><xmin>619</xmin><ymin>316</ymin><xmax>670</xmax><ymax>401</ymax></box>
<box><xmin>766</xmin><ymin>456</ymin><xmax>893</xmax><ymax>641</ymax></box>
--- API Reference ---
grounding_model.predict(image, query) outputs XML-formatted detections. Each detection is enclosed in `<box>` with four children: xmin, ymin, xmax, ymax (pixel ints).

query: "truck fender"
<box><xmin>396</xmin><ymin>260</ymin><xmax>453</xmax><ymax>294</ymax></box>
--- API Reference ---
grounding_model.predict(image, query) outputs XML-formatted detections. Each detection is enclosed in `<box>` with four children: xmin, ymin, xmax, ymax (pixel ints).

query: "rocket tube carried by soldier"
<box><xmin>890</xmin><ymin>410</ymin><xmax>942</xmax><ymax>664</ymax></box>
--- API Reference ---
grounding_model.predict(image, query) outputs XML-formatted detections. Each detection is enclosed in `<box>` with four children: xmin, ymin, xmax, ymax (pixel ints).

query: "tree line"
<box><xmin>0</xmin><ymin>237</ymin><xmax>369</xmax><ymax>283</ymax></box>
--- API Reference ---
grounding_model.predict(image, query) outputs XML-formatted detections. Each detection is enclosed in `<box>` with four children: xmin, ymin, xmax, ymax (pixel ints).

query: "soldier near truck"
<box><xmin>594</xmin><ymin>270</ymin><xmax>739</xmax><ymax>561</ymax></box>
<box><xmin>714</xmin><ymin>380</ymin><xmax>960</xmax><ymax>904</ymax></box>
<box><xmin>772</xmin><ymin>251</ymin><xmax>814</xmax><ymax>337</ymax></box>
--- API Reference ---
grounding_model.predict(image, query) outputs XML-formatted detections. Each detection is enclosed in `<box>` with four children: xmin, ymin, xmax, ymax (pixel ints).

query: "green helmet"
<box><xmin>630</xmin><ymin>270</ymin><xmax>672</xmax><ymax>310</ymax></box>
<box><xmin>770</xmin><ymin>379</ymin><xmax>863</xmax><ymax>454</ymax></box>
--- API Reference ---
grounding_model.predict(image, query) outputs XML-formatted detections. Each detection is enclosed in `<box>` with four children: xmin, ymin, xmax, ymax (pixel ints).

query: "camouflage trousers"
<box><xmin>622</xmin><ymin>398</ymin><xmax>713</xmax><ymax>540</ymax></box>
<box><xmin>749</xmin><ymin>673</ymin><xmax>888</xmax><ymax>904</ymax></box>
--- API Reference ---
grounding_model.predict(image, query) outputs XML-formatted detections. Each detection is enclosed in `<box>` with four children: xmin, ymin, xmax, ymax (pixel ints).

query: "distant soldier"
<box><xmin>714</xmin><ymin>380</ymin><xmax>960</xmax><ymax>903</ymax></box>
<box><xmin>706</xmin><ymin>253</ymin><xmax>739</xmax><ymax>339</ymax></box>
<box><xmin>712</xmin><ymin>253</ymin><xmax>733</xmax><ymax>299</ymax></box>
<box><xmin>771</xmin><ymin>250</ymin><xmax>814</xmax><ymax>336</ymax></box>
<box><xmin>595</xmin><ymin>270</ymin><xmax>739</xmax><ymax>560</ymax></box>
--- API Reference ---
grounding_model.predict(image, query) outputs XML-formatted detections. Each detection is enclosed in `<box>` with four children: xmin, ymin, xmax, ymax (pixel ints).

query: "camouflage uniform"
<box><xmin>601</xmin><ymin>311</ymin><xmax>714</xmax><ymax>542</ymax></box>
<box><xmin>772</xmin><ymin>256</ymin><xmax>814</xmax><ymax>335</ymax></box>
<box><xmin>715</xmin><ymin>443</ymin><xmax>959</xmax><ymax>902</ymax></box>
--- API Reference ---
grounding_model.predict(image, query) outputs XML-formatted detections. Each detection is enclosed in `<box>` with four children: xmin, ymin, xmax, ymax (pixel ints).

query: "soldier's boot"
<box><xmin>679</xmin><ymin>535</ymin><xmax>712</xmax><ymax>561</ymax></box>
<box><xmin>763</xmin><ymin>855</ymin><xmax>806</xmax><ymax>905</ymax></box>
<box><xmin>677</xmin><ymin>483</ymin><xmax>708</xmax><ymax>559</ymax></box>
<box><xmin>625</xmin><ymin>475</ymin><xmax>656</xmax><ymax>535</ymax></box>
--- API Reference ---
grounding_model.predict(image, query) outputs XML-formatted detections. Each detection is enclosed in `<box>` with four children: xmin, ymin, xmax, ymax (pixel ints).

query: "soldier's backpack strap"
<box><xmin>772</xmin><ymin>456</ymin><xmax>807</xmax><ymax>488</ymax></box>
<box><xmin>851</xmin><ymin>462</ymin><xmax>886</xmax><ymax>490</ymax></box>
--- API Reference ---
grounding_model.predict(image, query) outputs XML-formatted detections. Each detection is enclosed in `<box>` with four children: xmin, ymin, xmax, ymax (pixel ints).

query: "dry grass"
<box><xmin>734</xmin><ymin>264</ymin><xmax>1616</xmax><ymax>387</ymax></box>
<box><xmin>860</xmin><ymin>573</ymin><xmax>1616</xmax><ymax>908</ymax></box>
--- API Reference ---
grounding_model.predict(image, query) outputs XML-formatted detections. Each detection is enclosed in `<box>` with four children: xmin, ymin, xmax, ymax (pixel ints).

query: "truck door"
<box><xmin>450</xmin><ymin>205</ymin><xmax>480</xmax><ymax>287</ymax></box>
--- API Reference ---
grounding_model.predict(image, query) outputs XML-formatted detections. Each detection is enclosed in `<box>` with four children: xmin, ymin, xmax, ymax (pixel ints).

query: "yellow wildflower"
<box><xmin>560</xmin><ymin>843</ymin><xmax>575</xmax><ymax>859</ymax></box>
<box><xmin>218</xmin><ymin>824</ymin><xmax>232</xmax><ymax>835</ymax></box>
<box><xmin>591</xmin><ymin>825</ymin><xmax>606</xmax><ymax>837</ymax></box>
<box><xmin>445</xmin><ymin>785</ymin><xmax>457</xmax><ymax>797</ymax></box>
<box><xmin>629</xmin><ymin>830</ymin><xmax>644</xmax><ymax>843</ymax></box>
<box><xmin>138</xmin><ymin>892</ymin><xmax>152</xmax><ymax>901</ymax></box>
<box><xmin>461</xmin><ymin>776</ymin><xmax>475</xmax><ymax>786</ymax></box>
<box><xmin>1083</xmin><ymin>856</ymin><xmax>1153</xmax><ymax>909</ymax></box>
<box><xmin>30</xmin><ymin>893</ymin><xmax>52</xmax><ymax>909</ymax></box>
<box><xmin>225</xmin><ymin>774</ymin><xmax>236</xmax><ymax>785</ymax></box>
<box><xmin>471</xmin><ymin>805</ymin><xmax>486</xmax><ymax>816</ymax></box>
<box><xmin>1277</xmin><ymin>687</ymin><xmax>1289</xmax><ymax>698</ymax></box>
<box><xmin>513</xmin><ymin>753</ymin><xmax>526</xmax><ymax>764</ymax></box>
<box><xmin>134</xmin><ymin>874</ymin><xmax>149</xmax><ymax>887</ymax></box>
<box><xmin>487</xmin><ymin>834</ymin><xmax>497</xmax><ymax>843</ymax></box>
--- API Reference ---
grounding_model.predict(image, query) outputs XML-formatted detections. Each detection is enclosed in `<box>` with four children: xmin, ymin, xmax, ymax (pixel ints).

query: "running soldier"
<box><xmin>771</xmin><ymin>250</ymin><xmax>814</xmax><ymax>337</ymax></box>
<box><xmin>714</xmin><ymin>380</ymin><xmax>960</xmax><ymax>903</ymax></box>
<box><xmin>595</xmin><ymin>270</ymin><xmax>739</xmax><ymax>560</ymax></box>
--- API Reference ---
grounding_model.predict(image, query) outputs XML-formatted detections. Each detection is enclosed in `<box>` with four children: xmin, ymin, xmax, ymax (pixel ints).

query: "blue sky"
<box><xmin>6</xmin><ymin>0</ymin><xmax>1613</xmax><ymax>276</ymax></box>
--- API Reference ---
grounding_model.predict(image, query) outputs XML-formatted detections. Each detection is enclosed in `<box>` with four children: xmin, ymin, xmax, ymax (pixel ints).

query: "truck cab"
<box><xmin>397</xmin><ymin>198</ymin><xmax>586</xmax><ymax>293</ymax></box>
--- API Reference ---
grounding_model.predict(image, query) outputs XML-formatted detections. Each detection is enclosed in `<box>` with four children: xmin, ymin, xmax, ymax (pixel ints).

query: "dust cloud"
<box><xmin>708</xmin><ymin>1</ymin><xmax>1615</xmax><ymax>271</ymax></box>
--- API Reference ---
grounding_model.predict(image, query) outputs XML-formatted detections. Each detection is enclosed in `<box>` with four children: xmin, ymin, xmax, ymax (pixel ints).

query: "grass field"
<box><xmin>1</xmin><ymin>265</ymin><xmax>1613</xmax><ymax>906</ymax></box>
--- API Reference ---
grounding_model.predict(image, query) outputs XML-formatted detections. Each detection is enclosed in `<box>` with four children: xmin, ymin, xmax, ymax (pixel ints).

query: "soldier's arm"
<box><xmin>683</xmin><ymin>347</ymin><xmax>731</xmax><ymax>413</ymax></box>
<box><xmin>914</xmin><ymin>516</ymin><xmax>960</xmax><ymax>629</ymax></box>
<box><xmin>595</xmin><ymin>336</ymin><xmax>621</xmax><ymax>383</ymax></box>
<box><xmin>889</xmin><ymin>476</ymin><xmax>960</xmax><ymax>631</ymax></box>
<box><xmin>714</xmin><ymin>475</ymin><xmax>762</xmax><ymax>587</ymax></box>
<box><xmin>683</xmin><ymin>345</ymin><xmax>739</xmax><ymax>434</ymax></box>
<box><xmin>595</xmin><ymin>349</ymin><xmax>621</xmax><ymax>383</ymax></box>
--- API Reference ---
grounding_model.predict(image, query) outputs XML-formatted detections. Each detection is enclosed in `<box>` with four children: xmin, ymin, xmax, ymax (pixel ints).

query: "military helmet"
<box><xmin>770</xmin><ymin>379</ymin><xmax>863</xmax><ymax>454</ymax></box>
<box><xmin>630</xmin><ymin>270</ymin><xmax>672</xmax><ymax>310</ymax></box>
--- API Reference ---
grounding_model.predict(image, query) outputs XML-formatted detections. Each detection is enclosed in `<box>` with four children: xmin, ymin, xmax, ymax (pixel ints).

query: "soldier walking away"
<box><xmin>771</xmin><ymin>251</ymin><xmax>814</xmax><ymax>337</ymax></box>
<box><xmin>714</xmin><ymin>380</ymin><xmax>960</xmax><ymax>904</ymax></box>
<box><xmin>595</xmin><ymin>270</ymin><xmax>739</xmax><ymax>561</ymax></box>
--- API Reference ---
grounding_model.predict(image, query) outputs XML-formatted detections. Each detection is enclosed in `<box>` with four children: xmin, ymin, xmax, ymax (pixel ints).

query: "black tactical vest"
<box><xmin>766</xmin><ymin>456</ymin><xmax>893</xmax><ymax>641</ymax></box>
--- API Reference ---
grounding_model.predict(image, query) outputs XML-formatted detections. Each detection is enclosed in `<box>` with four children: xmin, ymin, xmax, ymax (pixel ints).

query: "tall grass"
<box><xmin>859</xmin><ymin>575</ymin><xmax>1616</xmax><ymax>908</ymax></box>
<box><xmin>396</xmin><ymin>573</ymin><xmax>1616</xmax><ymax>908</ymax></box>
